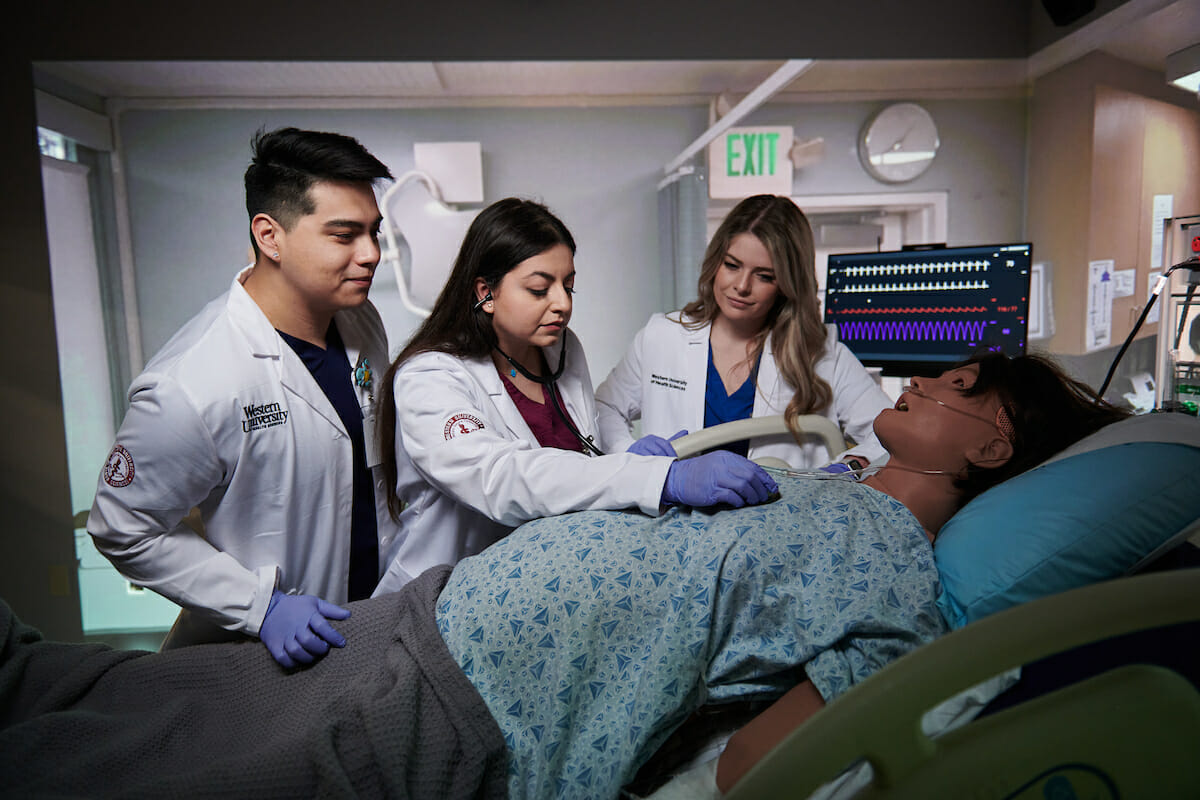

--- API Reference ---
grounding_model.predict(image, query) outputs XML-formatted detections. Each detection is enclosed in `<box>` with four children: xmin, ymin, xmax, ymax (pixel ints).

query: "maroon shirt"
<box><xmin>500</xmin><ymin>374</ymin><xmax>584</xmax><ymax>452</ymax></box>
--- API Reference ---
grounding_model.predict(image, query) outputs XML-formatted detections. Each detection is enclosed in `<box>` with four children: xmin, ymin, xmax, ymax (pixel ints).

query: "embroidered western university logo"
<box><xmin>243</xmin><ymin>401</ymin><xmax>289</xmax><ymax>433</ymax></box>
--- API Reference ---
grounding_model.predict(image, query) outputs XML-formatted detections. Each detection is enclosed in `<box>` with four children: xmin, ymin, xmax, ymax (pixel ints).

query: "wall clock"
<box><xmin>858</xmin><ymin>102</ymin><xmax>940</xmax><ymax>184</ymax></box>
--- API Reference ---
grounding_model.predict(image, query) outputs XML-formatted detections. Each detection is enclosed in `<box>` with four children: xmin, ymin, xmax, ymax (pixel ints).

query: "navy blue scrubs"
<box><xmin>278</xmin><ymin>322</ymin><xmax>378</xmax><ymax>600</ymax></box>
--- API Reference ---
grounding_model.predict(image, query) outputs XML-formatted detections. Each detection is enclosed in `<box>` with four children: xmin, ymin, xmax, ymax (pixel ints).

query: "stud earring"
<box><xmin>272</xmin><ymin>252</ymin><xmax>280</xmax><ymax>259</ymax></box>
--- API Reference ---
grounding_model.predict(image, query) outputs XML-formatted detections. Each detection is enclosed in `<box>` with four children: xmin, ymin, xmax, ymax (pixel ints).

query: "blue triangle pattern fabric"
<box><xmin>435</xmin><ymin>475</ymin><xmax>945</xmax><ymax>800</ymax></box>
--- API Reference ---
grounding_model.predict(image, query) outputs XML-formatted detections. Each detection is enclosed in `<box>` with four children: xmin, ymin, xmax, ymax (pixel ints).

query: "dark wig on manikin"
<box><xmin>377</xmin><ymin>197</ymin><xmax>577</xmax><ymax>519</ymax></box>
<box><xmin>243</xmin><ymin>127</ymin><xmax>393</xmax><ymax>257</ymax></box>
<box><xmin>953</xmin><ymin>352</ymin><xmax>1129</xmax><ymax>503</ymax></box>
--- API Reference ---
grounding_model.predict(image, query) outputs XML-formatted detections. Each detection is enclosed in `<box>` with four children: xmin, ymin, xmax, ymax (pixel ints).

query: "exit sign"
<box><xmin>708</xmin><ymin>126</ymin><xmax>794</xmax><ymax>199</ymax></box>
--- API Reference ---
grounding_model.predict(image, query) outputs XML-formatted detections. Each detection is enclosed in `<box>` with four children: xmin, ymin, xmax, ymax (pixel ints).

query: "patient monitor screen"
<box><xmin>824</xmin><ymin>243</ymin><xmax>1032</xmax><ymax>377</ymax></box>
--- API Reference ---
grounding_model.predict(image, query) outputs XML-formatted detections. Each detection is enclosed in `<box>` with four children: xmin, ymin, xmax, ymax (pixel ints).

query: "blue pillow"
<box><xmin>934</xmin><ymin>434</ymin><xmax>1200</xmax><ymax>629</ymax></box>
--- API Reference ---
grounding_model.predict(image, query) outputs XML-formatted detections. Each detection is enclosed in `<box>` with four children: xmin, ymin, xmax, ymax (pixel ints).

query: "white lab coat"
<box><xmin>594</xmin><ymin>313</ymin><xmax>892</xmax><ymax>468</ymax></box>
<box><xmin>87</xmin><ymin>266</ymin><xmax>401</xmax><ymax>645</ymax></box>
<box><xmin>372</xmin><ymin>329</ymin><xmax>672</xmax><ymax>594</ymax></box>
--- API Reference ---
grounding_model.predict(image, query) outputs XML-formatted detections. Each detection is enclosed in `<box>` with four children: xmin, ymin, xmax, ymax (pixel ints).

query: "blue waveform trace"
<box><xmin>838</xmin><ymin>319</ymin><xmax>991</xmax><ymax>342</ymax></box>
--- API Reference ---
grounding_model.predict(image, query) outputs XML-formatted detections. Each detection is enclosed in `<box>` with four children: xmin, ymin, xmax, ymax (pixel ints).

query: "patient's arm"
<box><xmin>715</xmin><ymin>679</ymin><xmax>826</xmax><ymax>792</ymax></box>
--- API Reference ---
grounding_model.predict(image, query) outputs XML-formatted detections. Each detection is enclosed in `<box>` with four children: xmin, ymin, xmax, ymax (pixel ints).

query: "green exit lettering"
<box><xmin>725</xmin><ymin>132</ymin><xmax>780</xmax><ymax>177</ymax></box>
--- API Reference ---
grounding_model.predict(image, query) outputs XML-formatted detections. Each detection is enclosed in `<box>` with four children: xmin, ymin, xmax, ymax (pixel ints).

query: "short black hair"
<box><xmin>244</xmin><ymin>127</ymin><xmax>393</xmax><ymax>253</ymax></box>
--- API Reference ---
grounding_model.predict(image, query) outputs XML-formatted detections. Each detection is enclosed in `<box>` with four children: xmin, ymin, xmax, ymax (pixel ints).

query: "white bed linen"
<box><xmin>638</xmin><ymin>669</ymin><xmax>1021</xmax><ymax>800</ymax></box>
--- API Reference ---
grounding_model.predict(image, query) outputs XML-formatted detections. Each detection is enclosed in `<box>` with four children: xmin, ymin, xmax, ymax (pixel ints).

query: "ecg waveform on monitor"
<box><xmin>823</xmin><ymin>244</ymin><xmax>1031</xmax><ymax>372</ymax></box>
<box><xmin>838</xmin><ymin>319</ymin><xmax>989</xmax><ymax>342</ymax></box>
<box><xmin>836</xmin><ymin>280</ymin><xmax>990</xmax><ymax>293</ymax></box>
<box><xmin>838</xmin><ymin>259</ymin><xmax>990</xmax><ymax>277</ymax></box>
<box><xmin>836</xmin><ymin>306</ymin><xmax>988</xmax><ymax>315</ymax></box>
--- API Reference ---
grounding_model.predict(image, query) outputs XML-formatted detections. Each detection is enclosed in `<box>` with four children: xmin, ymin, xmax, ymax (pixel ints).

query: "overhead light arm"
<box><xmin>663</xmin><ymin>59</ymin><xmax>814</xmax><ymax>175</ymax></box>
<box><xmin>379</xmin><ymin>170</ymin><xmax>444</xmax><ymax>318</ymax></box>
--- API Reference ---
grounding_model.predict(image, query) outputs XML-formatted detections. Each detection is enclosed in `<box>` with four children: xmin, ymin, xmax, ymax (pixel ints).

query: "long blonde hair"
<box><xmin>679</xmin><ymin>194</ymin><xmax>831</xmax><ymax>428</ymax></box>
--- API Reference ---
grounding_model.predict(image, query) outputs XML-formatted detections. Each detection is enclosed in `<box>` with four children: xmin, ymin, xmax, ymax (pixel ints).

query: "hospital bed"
<box><xmin>640</xmin><ymin>409</ymin><xmax>1200</xmax><ymax>800</ymax></box>
<box><xmin>726</xmin><ymin>565</ymin><xmax>1200</xmax><ymax>799</ymax></box>
<box><xmin>22</xmin><ymin>412</ymin><xmax>1200</xmax><ymax>798</ymax></box>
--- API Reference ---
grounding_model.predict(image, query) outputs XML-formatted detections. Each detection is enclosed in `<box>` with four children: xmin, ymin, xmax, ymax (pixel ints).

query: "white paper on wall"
<box><xmin>1111</xmin><ymin>269</ymin><xmax>1135</xmax><ymax>297</ymax></box>
<box><xmin>1029</xmin><ymin>262</ymin><xmax>1045</xmax><ymax>339</ymax></box>
<box><xmin>1087</xmin><ymin>259</ymin><xmax>1114</xmax><ymax>352</ymax></box>
<box><xmin>1151</xmin><ymin>194</ymin><xmax>1173</xmax><ymax>270</ymax></box>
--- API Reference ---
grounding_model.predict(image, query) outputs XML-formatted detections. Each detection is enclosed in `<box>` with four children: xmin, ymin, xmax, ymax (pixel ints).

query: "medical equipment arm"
<box><xmin>671</xmin><ymin>414</ymin><xmax>846</xmax><ymax>462</ymax></box>
<box><xmin>87</xmin><ymin>373</ymin><xmax>275</xmax><ymax>635</ymax></box>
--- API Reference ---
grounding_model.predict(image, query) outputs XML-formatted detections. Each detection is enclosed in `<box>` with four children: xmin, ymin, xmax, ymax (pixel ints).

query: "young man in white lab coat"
<box><xmin>88</xmin><ymin>127</ymin><xmax>400</xmax><ymax>668</ymax></box>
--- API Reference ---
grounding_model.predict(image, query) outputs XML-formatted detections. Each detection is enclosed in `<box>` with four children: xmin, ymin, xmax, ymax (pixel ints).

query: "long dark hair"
<box><xmin>377</xmin><ymin>197</ymin><xmax>576</xmax><ymax>519</ymax></box>
<box><xmin>680</xmin><ymin>195</ymin><xmax>831</xmax><ymax>427</ymax></box>
<box><xmin>955</xmin><ymin>352</ymin><xmax>1130</xmax><ymax>502</ymax></box>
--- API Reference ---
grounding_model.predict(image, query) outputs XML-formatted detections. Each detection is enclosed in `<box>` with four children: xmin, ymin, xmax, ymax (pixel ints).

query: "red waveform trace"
<box><xmin>835</xmin><ymin>306</ymin><xmax>988</xmax><ymax>315</ymax></box>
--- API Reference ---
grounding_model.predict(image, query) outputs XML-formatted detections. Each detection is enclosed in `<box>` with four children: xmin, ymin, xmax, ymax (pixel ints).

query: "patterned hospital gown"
<box><xmin>435</xmin><ymin>473</ymin><xmax>947</xmax><ymax>800</ymax></box>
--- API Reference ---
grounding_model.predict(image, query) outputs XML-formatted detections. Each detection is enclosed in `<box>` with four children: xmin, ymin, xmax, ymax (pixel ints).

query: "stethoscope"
<box><xmin>477</xmin><ymin>291</ymin><xmax>605</xmax><ymax>457</ymax></box>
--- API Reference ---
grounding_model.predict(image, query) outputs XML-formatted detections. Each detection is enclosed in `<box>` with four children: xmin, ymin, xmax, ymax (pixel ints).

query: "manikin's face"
<box><xmin>874</xmin><ymin>364</ymin><xmax>1008</xmax><ymax>473</ymax></box>
<box><xmin>712</xmin><ymin>232</ymin><xmax>780</xmax><ymax>331</ymax></box>
<box><xmin>272</xmin><ymin>181</ymin><xmax>383</xmax><ymax>316</ymax></box>
<box><xmin>481</xmin><ymin>243</ymin><xmax>575</xmax><ymax>357</ymax></box>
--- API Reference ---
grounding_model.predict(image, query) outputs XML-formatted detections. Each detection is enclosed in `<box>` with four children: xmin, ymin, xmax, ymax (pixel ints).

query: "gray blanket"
<box><xmin>0</xmin><ymin>566</ymin><xmax>508</xmax><ymax>798</ymax></box>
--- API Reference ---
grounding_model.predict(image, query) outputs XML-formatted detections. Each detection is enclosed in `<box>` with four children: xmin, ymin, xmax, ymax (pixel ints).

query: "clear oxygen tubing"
<box><xmin>777</xmin><ymin>463</ymin><xmax>959</xmax><ymax>480</ymax></box>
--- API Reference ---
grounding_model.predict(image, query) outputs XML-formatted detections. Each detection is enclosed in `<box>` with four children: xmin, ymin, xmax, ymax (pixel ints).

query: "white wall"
<box><xmin>765</xmin><ymin>98</ymin><xmax>1029</xmax><ymax>245</ymax></box>
<box><xmin>119</xmin><ymin>106</ymin><xmax>706</xmax><ymax>386</ymax></box>
<box><xmin>116</xmin><ymin>96</ymin><xmax>1027</xmax><ymax>391</ymax></box>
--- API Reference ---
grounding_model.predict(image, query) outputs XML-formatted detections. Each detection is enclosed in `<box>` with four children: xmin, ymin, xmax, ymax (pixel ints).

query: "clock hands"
<box><xmin>887</xmin><ymin>122</ymin><xmax>917</xmax><ymax>152</ymax></box>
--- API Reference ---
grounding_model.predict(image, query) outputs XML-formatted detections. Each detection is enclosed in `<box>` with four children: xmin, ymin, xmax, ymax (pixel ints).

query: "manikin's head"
<box><xmin>874</xmin><ymin>352</ymin><xmax>1130</xmax><ymax>503</ymax></box>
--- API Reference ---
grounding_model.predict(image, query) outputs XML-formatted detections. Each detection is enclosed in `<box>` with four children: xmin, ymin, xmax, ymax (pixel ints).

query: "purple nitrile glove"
<box><xmin>259</xmin><ymin>590</ymin><xmax>351</xmax><ymax>669</ymax></box>
<box><xmin>662</xmin><ymin>450</ymin><xmax>778</xmax><ymax>508</ymax></box>
<box><xmin>628</xmin><ymin>429</ymin><xmax>688</xmax><ymax>457</ymax></box>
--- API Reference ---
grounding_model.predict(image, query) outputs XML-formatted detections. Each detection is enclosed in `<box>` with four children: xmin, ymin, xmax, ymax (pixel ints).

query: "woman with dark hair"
<box><xmin>596</xmin><ymin>194</ymin><xmax>891</xmax><ymax>472</ymax></box>
<box><xmin>372</xmin><ymin>198</ymin><xmax>777</xmax><ymax>594</ymax></box>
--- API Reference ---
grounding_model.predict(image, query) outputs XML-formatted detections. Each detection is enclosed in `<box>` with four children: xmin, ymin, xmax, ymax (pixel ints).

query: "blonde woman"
<box><xmin>597</xmin><ymin>194</ymin><xmax>892</xmax><ymax>470</ymax></box>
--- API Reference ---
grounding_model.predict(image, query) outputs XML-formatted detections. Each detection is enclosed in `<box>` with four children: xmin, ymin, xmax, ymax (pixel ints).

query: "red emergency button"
<box><xmin>1192</xmin><ymin>235</ymin><xmax>1200</xmax><ymax>253</ymax></box>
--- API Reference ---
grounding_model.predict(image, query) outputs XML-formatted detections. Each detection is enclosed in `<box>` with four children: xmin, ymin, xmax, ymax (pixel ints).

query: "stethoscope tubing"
<box><xmin>493</xmin><ymin>336</ymin><xmax>605</xmax><ymax>457</ymax></box>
